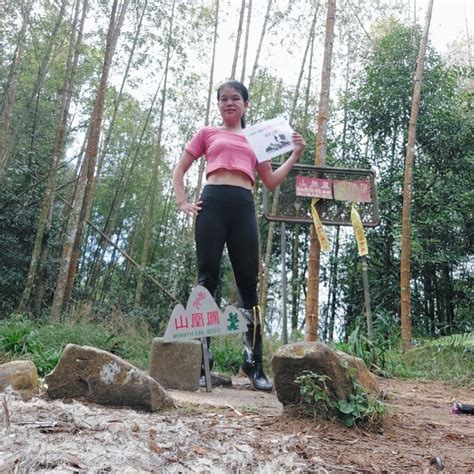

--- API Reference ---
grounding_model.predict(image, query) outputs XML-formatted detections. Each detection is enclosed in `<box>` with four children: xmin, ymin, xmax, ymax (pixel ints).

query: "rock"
<box><xmin>149</xmin><ymin>338</ymin><xmax>201</xmax><ymax>391</ymax></box>
<box><xmin>336</xmin><ymin>350</ymin><xmax>380</xmax><ymax>396</ymax></box>
<box><xmin>272</xmin><ymin>342</ymin><xmax>380</xmax><ymax>407</ymax></box>
<box><xmin>0</xmin><ymin>360</ymin><xmax>38</xmax><ymax>398</ymax></box>
<box><xmin>45</xmin><ymin>344</ymin><xmax>174</xmax><ymax>412</ymax></box>
<box><xmin>272</xmin><ymin>342</ymin><xmax>353</xmax><ymax>406</ymax></box>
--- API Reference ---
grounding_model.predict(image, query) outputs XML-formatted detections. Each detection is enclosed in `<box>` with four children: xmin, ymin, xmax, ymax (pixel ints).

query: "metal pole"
<box><xmin>361</xmin><ymin>255</ymin><xmax>373</xmax><ymax>339</ymax></box>
<box><xmin>201</xmin><ymin>337</ymin><xmax>212</xmax><ymax>392</ymax></box>
<box><xmin>281</xmin><ymin>222</ymin><xmax>288</xmax><ymax>344</ymax></box>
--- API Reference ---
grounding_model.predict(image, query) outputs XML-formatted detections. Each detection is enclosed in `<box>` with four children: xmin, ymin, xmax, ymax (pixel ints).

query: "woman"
<box><xmin>172</xmin><ymin>81</ymin><xmax>305</xmax><ymax>391</ymax></box>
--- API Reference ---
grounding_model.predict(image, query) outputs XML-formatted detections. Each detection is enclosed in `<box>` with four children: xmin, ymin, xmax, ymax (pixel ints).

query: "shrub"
<box><xmin>295</xmin><ymin>369</ymin><xmax>387</xmax><ymax>429</ymax></box>
<box><xmin>211</xmin><ymin>335</ymin><xmax>243</xmax><ymax>374</ymax></box>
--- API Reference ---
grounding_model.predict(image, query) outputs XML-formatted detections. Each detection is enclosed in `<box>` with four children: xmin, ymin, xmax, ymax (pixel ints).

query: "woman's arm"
<box><xmin>256</xmin><ymin>132</ymin><xmax>305</xmax><ymax>191</ymax></box>
<box><xmin>172</xmin><ymin>151</ymin><xmax>202</xmax><ymax>216</ymax></box>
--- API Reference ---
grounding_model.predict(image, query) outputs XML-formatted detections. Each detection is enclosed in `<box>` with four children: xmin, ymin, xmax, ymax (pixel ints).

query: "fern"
<box><xmin>415</xmin><ymin>333</ymin><xmax>474</xmax><ymax>351</ymax></box>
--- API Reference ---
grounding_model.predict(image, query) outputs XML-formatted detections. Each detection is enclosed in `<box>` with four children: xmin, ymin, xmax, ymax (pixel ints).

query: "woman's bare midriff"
<box><xmin>206</xmin><ymin>169</ymin><xmax>253</xmax><ymax>190</ymax></box>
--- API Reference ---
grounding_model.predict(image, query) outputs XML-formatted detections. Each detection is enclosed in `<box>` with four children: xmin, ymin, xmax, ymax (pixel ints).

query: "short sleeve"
<box><xmin>185</xmin><ymin>127</ymin><xmax>207</xmax><ymax>159</ymax></box>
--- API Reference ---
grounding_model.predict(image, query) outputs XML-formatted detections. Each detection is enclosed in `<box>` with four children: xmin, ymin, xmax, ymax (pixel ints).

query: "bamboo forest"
<box><xmin>1</xmin><ymin>0</ymin><xmax>474</xmax><ymax>471</ymax></box>
<box><xmin>0</xmin><ymin>0</ymin><xmax>472</xmax><ymax>347</ymax></box>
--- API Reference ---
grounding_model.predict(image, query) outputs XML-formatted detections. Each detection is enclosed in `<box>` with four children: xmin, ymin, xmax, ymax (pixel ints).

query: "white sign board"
<box><xmin>243</xmin><ymin>116</ymin><xmax>295</xmax><ymax>163</ymax></box>
<box><xmin>163</xmin><ymin>286</ymin><xmax>249</xmax><ymax>342</ymax></box>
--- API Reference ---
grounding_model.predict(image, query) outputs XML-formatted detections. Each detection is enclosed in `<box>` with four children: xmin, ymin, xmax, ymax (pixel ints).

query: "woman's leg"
<box><xmin>195</xmin><ymin>186</ymin><xmax>227</xmax><ymax>383</ymax></box>
<box><xmin>225</xmin><ymin>191</ymin><xmax>272</xmax><ymax>391</ymax></box>
<box><xmin>225</xmin><ymin>199</ymin><xmax>259</xmax><ymax>309</ymax></box>
<box><xmin>195</xmin><ymin>187</ymin><xmax>227</xmax><ymax>297</ymax></box>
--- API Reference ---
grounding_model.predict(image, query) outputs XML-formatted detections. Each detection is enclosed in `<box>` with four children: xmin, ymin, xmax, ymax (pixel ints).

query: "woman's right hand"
<box><xmin>178</xmin><ymin>200</ymin><xmax>202</xmax><ymax>217</ymax></box>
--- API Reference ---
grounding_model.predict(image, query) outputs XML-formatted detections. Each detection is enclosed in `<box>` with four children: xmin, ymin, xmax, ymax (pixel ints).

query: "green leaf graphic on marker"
<box><xmin>227</xmin><ymin>312</ymin><xmax>239</xmax><ymax>331</ymax></box>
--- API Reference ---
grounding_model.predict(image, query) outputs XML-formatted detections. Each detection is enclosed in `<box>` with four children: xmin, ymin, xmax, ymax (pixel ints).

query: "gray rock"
<box><xmin>149</xmin><ymin>338</ymin><xmax>201</xmax><ymax>391</ymax></box>
<box><xmin>45</xmin><ymin>344</ymin><xmax>174</xmax><ymax>412</ymax></box>
<box><xmin>0</xmin><ymin>360</ymin><xmax>38</xmax><ymax>398</ymax></box>
<box><xmin>335</xmin><ymin>350</ymin><xmax>380</xmax><ymax>396</ymax></box>
<box><xmin>272</xmin><ymin>342</ymin><xmax>353</xmax><ymax>406</ymax></box>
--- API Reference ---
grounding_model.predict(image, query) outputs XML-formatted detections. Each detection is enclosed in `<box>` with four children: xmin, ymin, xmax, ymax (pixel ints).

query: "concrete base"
<box><xmin>149</xmin><ymin>338</ymin><xmax>201</xmax><ymax>391</ymax></box>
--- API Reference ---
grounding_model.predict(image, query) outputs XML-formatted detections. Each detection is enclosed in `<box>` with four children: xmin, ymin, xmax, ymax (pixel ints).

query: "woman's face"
<box><xmin>218</xmin><ymin>85</ymin><xmax>248</xmax><ymax>126</ymax></box>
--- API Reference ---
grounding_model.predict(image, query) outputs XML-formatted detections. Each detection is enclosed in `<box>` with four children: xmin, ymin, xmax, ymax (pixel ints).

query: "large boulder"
<box><xmin>45</xmin><ymin>344</ymin><xmax>174</xmax><ymax>412</ymax></box>
<box><xmin>149</xmin><ymin>338</ymin><xmax>201</xmax><ymax>391</ymax></box>
<box><xmin>0</xmin><ymin>360</ymin><xmax>38</xmax><ymax>398</ymax></box>
<box><xmin>272</xmin><ymin>342</ymin><xmax>379</xmax><ymax>407</ymax></box>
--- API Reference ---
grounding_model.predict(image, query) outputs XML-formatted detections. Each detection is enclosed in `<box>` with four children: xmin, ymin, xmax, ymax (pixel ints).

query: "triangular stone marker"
<box><xmin>163</xmin><ymin>286</ymin><xmax>247</xmax><ymax>342</ymax></box>
<box><xmin>163</xmin><ymin>286</ymin><xmax>248</xmax><ymax>392</ymax></box>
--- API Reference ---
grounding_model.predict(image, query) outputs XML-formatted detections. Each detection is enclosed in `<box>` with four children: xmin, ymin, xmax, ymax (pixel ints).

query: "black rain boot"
<box><xmin>239</xmin><ymin>308</ymin><xmax>273</xmax><ymax>392</ymax></box>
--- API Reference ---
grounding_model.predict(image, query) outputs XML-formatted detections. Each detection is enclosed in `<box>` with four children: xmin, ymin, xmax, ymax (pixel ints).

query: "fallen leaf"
<box><xmin>192</xmin><ymin>445</ymin><xmax>208</xmax><ymax>455</ymax></box>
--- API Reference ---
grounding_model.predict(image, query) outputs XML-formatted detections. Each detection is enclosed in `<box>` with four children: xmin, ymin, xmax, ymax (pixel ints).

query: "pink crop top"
<box><xmin>185</xmin><ymin>126</ymin><xmax>257</xmax><ymax>185</ymax></box>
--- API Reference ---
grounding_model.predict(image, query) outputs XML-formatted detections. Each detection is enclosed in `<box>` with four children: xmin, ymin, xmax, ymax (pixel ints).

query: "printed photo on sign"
<box><xmin>295</xmin><ymin>175</ymin><xmax>333</xmax><ymax>199</ymax></box>
<box><xmin>243</xmin><ymin>116</ymin><xmax>295</xmax><ymax>163</ymax></box>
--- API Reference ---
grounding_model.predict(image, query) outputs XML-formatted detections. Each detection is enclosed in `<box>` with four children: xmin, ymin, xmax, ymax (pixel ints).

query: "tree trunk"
<box><xmin>134</xmin><ymin>0</ymin><xmax>175</xmax><ymax>305</ymax></box>
<box><xmin>290</xmin><ymin>4</ymin><xmax>319</xmax><ymax>124</ymax></box>
<box><xmin>400</xmin><ymin>0</ymin><xmax>433</xmax><ymax>350</ymax></box>
<box><xmin>0</xmin><ymin>0</ymin><xmax>32</xmax><ymax>185</ymax></box>
<box><xmin>96</xmin><ymin>0</ymin><xmax>148</xmax><ymax>179</ymax></box>
<box><xmin>240</xmin><ymin>0</ymin><xmax>252</xmax><ymax>83</ymax></box>
<box><xmin>327</xmin><ymin>226</ymin><xmax>340</xmax><ymax>342</ymax></box>
<box><xmin>303</xmin><ymin>18</ymin><xmax>316</xmax><ymax>126</ymax></box>
<box><xmin>86</xmin><ymin>63</ymin><xmax>166</xmax><ymax>293</ymax></box>
<box><xmin>305</xmin><ymin>0</ymin><xmax>336</xmax><ymax>341</ymax></box>
<box><xmin>192</xmin><ymin>0</ymin><xmax>219</xmax><ymax>234</ymax></box>
<box><xmin>25</xmin><ymin>0</ymin><xmax>68</xmax><ymax>164</ymax></box>
<box><xmin>288</xmin><ymin>7</ymin><xmax>318</xmax><ymax>337</ymax></box>
<box><xmin>85</xmin><ymin>0</ymin><xmax>151</xmax><ymax>291</ymax></box>
<box><xmin>50</xmin><ymin>0</ymin><xmax>129</xmax><ymax>321</ymax></box>
<box><xmin>63</xmin><ymin>0</ymin><xmax>129</xmax><ymax>306</ymax></box>
<box><xmin>260</xmin><ymin>8</ymin><xmax>318</xmax><ymax>318</ymax></box>
<box><xmin>259</xmin><ymin>80</ymin><xmax>283</xmax><ymax>313</ymax></box>
<box><xmin>291</xmin><ymin>224</ymin><xmax>301</xmax><ymax>334</ymax></box>
<box><xmin>18</xmin><ymin>0</ymin><xmax>87</xmax><ymax>314</ymax></box>
<box><xmin>248</xmin><ymin>0</ymin><xmax>272</xmax><ymax>92</ymax></box>
<box><xmin>230</xmin><ymin>0</ymin><xmax>246</xmax><ymax>79</ymax></box>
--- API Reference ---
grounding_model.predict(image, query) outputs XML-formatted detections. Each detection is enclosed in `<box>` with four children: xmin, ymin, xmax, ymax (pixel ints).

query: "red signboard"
<box><xmin>295</xmin><ymin>175</ymin><xmax>333</xmax><ymax>199</ymax></box>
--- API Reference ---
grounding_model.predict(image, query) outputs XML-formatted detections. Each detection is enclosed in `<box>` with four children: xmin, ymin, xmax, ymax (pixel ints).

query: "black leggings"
<box><xmin>195</xmin><ymin>185</ymin><xmax>259</xmax><ymax>309</ymax></box>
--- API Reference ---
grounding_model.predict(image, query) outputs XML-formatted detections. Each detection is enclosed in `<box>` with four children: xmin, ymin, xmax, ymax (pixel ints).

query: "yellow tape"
<box><xmin>350</xmin><ymin>202</ymin><xmax>368</xmax><ymax>256</ymax></box>
<box><xmin>311</xmin><ymin>199</ymin><xmax>330</xmax><ymax>253</ymax></box>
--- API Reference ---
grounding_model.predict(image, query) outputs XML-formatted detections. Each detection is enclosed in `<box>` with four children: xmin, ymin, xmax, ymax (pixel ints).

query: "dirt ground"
<box><xmin>1</xmin><ymin>376</ymin><xmax>473</xmax><ymax>473</ymax></box>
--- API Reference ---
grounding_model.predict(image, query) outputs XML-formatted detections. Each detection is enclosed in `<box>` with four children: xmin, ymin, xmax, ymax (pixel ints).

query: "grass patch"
<box><xmin>386</xmin><ymin>341</ymin><xmax>474</xmax><ymax>389</ymax></box>
<box><xmin>211</xmin><ymin>334</ymin><xmax>243</xmax><ymax>374</ymax></box>
<box><xmin>0</xmin><ymin>314</ymin><xmax>279</xmax><ymax>379</ymax></box>
<box><xmin>211</xmin><ymin>332</ymin><xmax>278</xmax><ymax>375</ymax></box>
<box><xmin>334</xmin><ymin>326</ymin><xmax>473</xmax><ymax>389</ymax></box>
<box><xmin>0</xmin><ymin>313</ymin><xmax>152</xmax><ymax>376</ymax></box>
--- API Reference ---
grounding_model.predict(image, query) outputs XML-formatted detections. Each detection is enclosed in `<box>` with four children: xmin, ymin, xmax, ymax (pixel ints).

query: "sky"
<box><xmin>416</xmin><ymin>0</ymin><xmax>472</xmax><ymax>53</ymax></box>
<box><xmin>210</xmin><ymin>0</ymin><xmax>473</xmax><ymax>92</ymax></box>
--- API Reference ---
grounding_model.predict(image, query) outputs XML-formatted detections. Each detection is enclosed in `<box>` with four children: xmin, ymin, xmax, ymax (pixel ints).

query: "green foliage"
<box><xmin>0</xmin><ymin>314</ymin><xmax>152</xmax><ymax>376</ymax></box>
<box><xmin>336</xmin><ymin>320</ymin><xmax>474</xmax><ymax>388</ymax></box>
<box><xmin>335</xmin><ymin>383</ymin><xmax>387</xmax><ymax>428</ymax></box>
<box><xmin>416</xmin><ymin>332</ymin><xmax>474</xmax><ymax>351</ymax></box>
<box><xmin>338</xmin><ymin>19</ymin><xmax>473</xmax><ymax>340</ymax></box>
<box><xmin>386</xmin><ymin>334</ymin><xmax>474</xmax><ymax>388</ymax></box>
<box><xmin>339</xmin><ymin>325</ymin><xmax>376</xmax><ymax>369</ymax></box>
<box><xmin>296</xmin><ymin>372</ymin><xmax>334</xmax><ymax>417</ymax></box>
<box><xmin>295</xmin><ymin>370</ymin><xmax>387</xmax><ymax>429</ymax></box>
<box><xmin>211</xmin><ymin>335</ymin><xmax>243</xmax><ymax>374</ymax></box>
<box><xmin>336</xmin><ymin>312</ymin><xmax>401</xmax><ymax>375</ymax></box>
